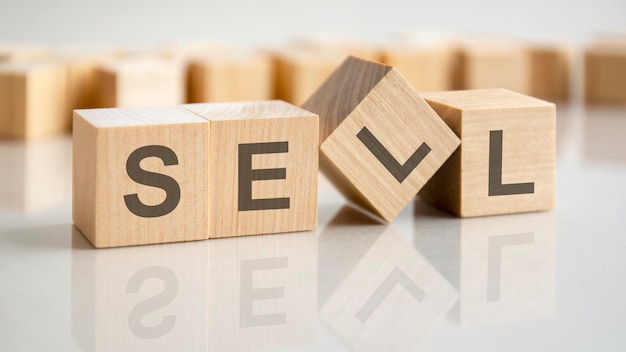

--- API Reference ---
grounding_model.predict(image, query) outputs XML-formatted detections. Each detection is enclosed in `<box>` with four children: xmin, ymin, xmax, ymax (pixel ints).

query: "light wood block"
<box><xmin>319</xmin><ymin>207</ymin><xmax>458</xmax><ymax>351</ymax></box>
<box><xmin>95</xmin><ymin>57</ymin><xmax>185</xmax><ymax>108</ymax></box>
<box><xmin>0</xmin><ymin>61</ymin><xmax>68</xmax><ymax>139</ymax></box>
<box><xmin>288</xmin><ymin>34</ymin><xmax>381</xmax><ymax>61</ymax></box>
<box><xmin>188</xmin><ymin>53</ymin><xmax>273</xmax><ymax>103</ymax></box>
<box><xmin>273</xmin><ymin>49</ymin><xmax>346</xmax><ymax>105</ymax></box>
<box><xmin>457</xmin><ymin>39</ymin><xmax>530</xmax><ymax>94</ymax></box>
<box><xmin>158</xmin><ymin>40</ymin><xmax>232</xmax><ymax>59</ymax></box>
<box><xmin>585</xmin><ymin>44</ymin><xmax>626</xmax><ymax>104</ymax></box>
<box><xmin>71</xmin><ymin>228</ymin><xmax>209</xmax><ymax>351</ymax></box>
<box><xmin>72</xmin><ymin>106</ymin><xmax>209</xmax><ymax>248</ymax></box>
<box><xmin>302</xmin><ymin>56</ymin><xmax>460</xmax><ymax>222</ymax></box>
<box><xmin>208</xmin><ymin>231</ymin><xmax>316</xmax><ymax>351</ymax></box>
<box><xmin>382</xmin><ymin>42</ymin><xmax>457</xmax><ymax>91</ymax></box>
<box><xmin>0</xmin><ymin>44</ymin><xmax>48</xmax><ymax>62</ymax></box>
<box><xmin>182</xmin><ymin>100</ymin><xmax>318</xmax><ymax>238</ymax></box>
<box><xmin>419</xmin><ymin>89</ymin><xmax>556</xmax><ymax>217</ymax></box>
<box><xmin>529</xmin><ymin>43</ymin><xmax>571</xmax><ymax>101</ymax></box>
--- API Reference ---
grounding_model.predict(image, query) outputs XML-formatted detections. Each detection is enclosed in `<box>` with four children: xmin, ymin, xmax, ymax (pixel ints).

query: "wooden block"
<box><xmin>0</xmin><ymin>61</ymin><xmax>68</xmax><ymax>139</ymax></box>
<box><xmin>381</xmin><ymin>42</ymin><xmax>457</xmax><ymax>91</ymax></box>
<box><xmin>208</xmin><ymin>231</ymin><xmax>316</xmax><ymax>351</ymax></box>
<box><xmin>0</xmin><ymin>43</ymin><xmax>48</xmax><ymax>62</ymax></box>
<box><xmin>158</xmin><ymin>40</ymin><xmax>232</xmax><ymax>59</ymax></box>
<box><xmin>72</xmin><ymin>106</ymin><xmax>209</xmax><ymax>248</ymax></box>
<box><xmin>288</xmin><ymin>34</ymin><xmax>382</xmax><ymax>61</ymax></box>
<box><xmin>585</xmin><ymin>44</ymin><xmax>626</xmax><ymax>104</ymax></box>
<box><xmin>95</xmin><ymin>57</ymin><xmax>185</xmax><ymax>108</ymax></box>
<box><xmin>71</xmin><ymin>228</ymin><xmax>209</xmax><ymax>351</ymax></box>
<box><xmin>302</xmin><ymin>56</ymin><xmax>460</xmax><ymax>222</ymax></box>
<box><xmin>457</xmin><ymin>39</ymin><xmax>530</xmax><ymax>94</ymax></box>
<box><xmin>0</xmin><ymin>136</ymin><xmax>71</xmax><ymax>213</ymax></box>
<box><xmin>319</xmin><ymin>207</ymin><xmax>458</xmax><ymax>351</ymax></box>
<box><xmin>188</xmin><ymin>53</ymin><xmax>273</xmax><ymax>103</ymax></box>
<box><xmin>528</xmin><ymin>43</ymin><xmax>571</xmax><ymax>101</ymax></box>
<box><xmin>419</xmin><ymin>89</ymin><xmax>556</xmax><ymax>217</ymax></box>
<box><xmin>273</xmin><ymin>49</ymin><xmax>346</xmax><ymax>105</ymax></box>
<box><xmin>459</xmin><ymin>212</ymin><xmax>554</xmax><ymax>326</ymax></box>
<box><xmin>182</xmin><ymin>100</ymin><xmax>318</xmax><ymax>238</ymax></box>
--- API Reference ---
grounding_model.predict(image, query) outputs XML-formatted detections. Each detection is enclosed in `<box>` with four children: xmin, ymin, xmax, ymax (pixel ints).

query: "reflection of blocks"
<box><xmin>207</xmin><ymin>231</ymin><xmax>316</xmax><ymax>351</ymax></box>
<box><xmin>183</xmin><ymin>100</ymin><xmax>318</xmax><ymax>238</ymax></box>
<box><xmin>319</xmin><ymin>220</ymin><xmax>458</xmax><ymax>352</ymax></box>
<box><xmin>303</xmin><ymin>56</ymin><xmax>460</xmax><ymax>222</ymax></box>
<box><xmin>420</xmin><ymin>89</ymin><xmax>556</xmax><ymax>217</ymax></box>
<box><xmin>585</xmin><ymin>44</ymin><xmax>626</xmax><ymax>104</ymax></box>
<box><xmin>95</xmin><ymin>58</ymin><xmax>185</xmax><ymax>108</ymax></box>
<box><xmin>188</xmin><ymin>53</ymin><xmax>273</xmax><ymax>103</ymax></box>
<box><xmin>459</xmin><ymin>212</ymin><xmax>555</xmax><ymax>326</ymax></box>
<box><xmin>71</xmin><ymin>228</ymin><xmax>209</xmax><ymax>351</ymax></box>
<box><xmin>73</xmin><ymin>106</ymin><xmax>209</xmax><ymax>248</ymax></box>
<box><xmin>0</xmin><ymin>62</ymin><xmax>68</xmax><ymax>139</ymax></box>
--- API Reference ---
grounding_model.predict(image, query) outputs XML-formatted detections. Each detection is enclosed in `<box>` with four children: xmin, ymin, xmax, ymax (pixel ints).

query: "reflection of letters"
<box><xmin>487</xmin><ymin>233</ymin><xmax>535</xmax><ymax>302</ymax></box>
<box><xmin>355</xmin><ymin>266</ymin><xmax>427</xmax><ymax>323</ymax></box>
<box><xmin>126</xmin><ymin>266</ymin><xmax>178</xmax><ymax>339</ymax></box>
<box><xmin>240</xmin><ymin>257</ymin><xmax>288</xmax><ymax>327</ymax></box>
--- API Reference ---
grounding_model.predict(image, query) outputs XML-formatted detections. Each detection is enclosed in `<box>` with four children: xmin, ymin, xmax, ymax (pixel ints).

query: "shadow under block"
<box><xmin>585</xmin><ymin>44</ymin><xmax>626</xmax><ymax>104</ymax></box>
<box><xmin>188</xmin><ymin>54</ymin><xmax>273</xmax><ymax>103</ymax></box>
<box><xmin>302</xmin><ymin>57</ymin><xmax>460</xmax><ymax>222</ymax></box>
<box><xmin>419</xmin><ymin>89</ymin><xmax>556</xmax><ymax>217</ymax></box>
<box><xmin>381</xmin><ymin>43</ymin><xmax>457</xmax><ymax>91</ymax></box>
<box><xmin>72</xmin><ymin>106</ymin><xmax>210</xmax><ymax>248</ymax></box>
<box><xmin>95</xmin><ymin>58</ymin><xmax>185</xmax><ymax>108</ymax></box>
<box><xmin>457</xmin><ymin>40</ymin><xmax>530</xmax><ymax>94</ymax></box>
<box><xmin>182</xmin><ymin>100</ymin><xmax>319</xmax><ymax>239</ymax></box>
<box><xmin>0</xmin><ymin>61</ymin><xmax>68</xmax><ymax>139</ymax></box>
<box><xmin>528</xmin><ymin>44</ymin><xmax>571</xmax><ymax>101</ymax></box>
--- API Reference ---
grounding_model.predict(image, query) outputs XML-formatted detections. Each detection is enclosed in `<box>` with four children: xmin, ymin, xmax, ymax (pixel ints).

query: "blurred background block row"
<box><xmin>0</xmin><ymin>32</ymin><xmax>625</xmax><ymax>140</ymax></box>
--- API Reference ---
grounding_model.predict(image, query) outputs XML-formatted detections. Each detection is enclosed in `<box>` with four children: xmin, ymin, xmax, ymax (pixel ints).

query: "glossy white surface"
<box><xmin>1</xmin><ymin>102</ymin><xmax>625</xmax><ymax>351</ymax></box>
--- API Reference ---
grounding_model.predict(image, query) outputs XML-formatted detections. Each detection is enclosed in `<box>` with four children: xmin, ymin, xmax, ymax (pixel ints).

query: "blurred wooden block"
<box><xmin>183</xmin><ymin>100</ymin><xmax>318</xmax><ymax>238</ymax></box>
<box><xmin>158</xmin><ymin>40</ymin><xmax>232</xmax><ymax>59</ymax></box>
<box><xmin>529</xmin><ymin>43</ymin><xmax>571</xmax><ymax>101</ymax></box>
<box><xmin>303</xmin><ymin>56</ymin><xmax>460</xmax><ymax>222</ymax></box>
<box><xmin>457</xmin><ymin>39</ymin><xmax>530</xmax><ymax>94</ymax></box>
<box><xmin>419</xmin><ymin>89</ymin><xmax>555</xmax><ymax>217</ymax></box>
<box><xmin>382</xmin><ymin>42</ymin><xmax>457</xmax><ymax>91</ymax></box>
<box><xmin>585</xmin><ymin>44</ymin><xmax>626</xmax><ymax>104</ymax></box>
<box><xmin>0</xmin><ymin>61</ymin><xmax>68</xmax><ymax>139</ymax></box>
<box><xmin>73</xmin><ymin>106</ymin><xmax>209</xmax><ymax>248</ymax></box>
<box><xmin>273</xmin><ymin>50</ymin><xmax>346</xmax><ymax>105</ymax></box>
<box><xmin>0</xmin><ymin>44</ymin><xmax>48</xmax><ymax>62</ymax></box>
<box><xmin>288</xmin><ymin>34</ymin><xmax>381</xmax><ymax>61</ymax></box>
<box><xmin>188</xmin><ymin>53</ymin><xmax>273</xmax><ymax>103</ymax></box>
<box><xmin>95</xmin><ymin>57</ymin><xmax>185</xmax><ymax>108</ymax></box>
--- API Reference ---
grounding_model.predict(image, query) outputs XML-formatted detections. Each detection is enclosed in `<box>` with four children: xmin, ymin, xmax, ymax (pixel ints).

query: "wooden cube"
<box><xmin>302</xmin><ymin>56</ymin><xmax>460</xmax><ymax>222</ymax></box>
<box><xmin>95</xmin><ymin>57</ymin><xmax>185</xmax><ymax>108</ymax></box>
<box><xmin>273</xmin><ymin>49</ymin><xmax>346</xmax><ymax>105</ymax></box>
<box><xmin>208</xmin><ymin>231</ymin><xmax>316</xmax><ymax>351</ymax></box>
<box><xmin>0</xmin><ymin>61</ymin><xmax>68</xmax><ymax>139</ymax></box>
<box><xmin>529</xmin><ymin>43</ymin><xmax>571</xmax><ymax>101</ymax></box>
<box><xmin>288</xmin><ymin>34</ymin><xmax>381</xmax><ymax>61</ymax></box>
<box><xmin>382</xmin><ymin>42</ymin><xmax>457</xmax><ymax>91</ymax></box>
<box><xmin>183</xmin><ymin>100</ymin><xmax>318</xmax><ymax>238</ymax></box>
<box><xmin>158</xmin><ymin>40</ymin><xmax>232</xmax><ymax>59</ymax></box>
<box><xmin>419</xmin><ymin>89</ymin><xmax>556</xmax><ymax>217</ymax></box>
<box><xmin>73</xmin><ymin>106</ymin><xmax>209</xmax><ymax>248</ymax></box>
<box><xmin>71</xmin><ymin>228</ymin><xmax>209</xmax><ymax>350</ymax></box>
<box><xmin>319</xmin><ymin>206</ymin><xmax>458</xmax><ymax>351</ymax></box>
<box><xmin>0</xmin><ymin>43</ymin><xmax>48</xmax><ymax>62</ymax></box>
<box><xmin>188</xmin><ymin>53</ymin><xmax>273</xmax><ymax>103</ymax></box>
<box><xmin>457</xmin><ymin>39</ymin><xmax>530</xmax><ymax>94</ymax></box>
<box><xmin>585</xmin><ymin>44</ymin><xmax>626</xmax><ymax>104</ymax></box>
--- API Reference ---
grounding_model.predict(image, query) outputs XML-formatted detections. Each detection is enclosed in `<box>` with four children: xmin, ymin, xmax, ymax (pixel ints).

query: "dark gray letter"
<box><xmin>238</xmin><ymin>142</ymin><xmax>290</xmax><ymax>211</ymax></box>
<box><xmin>489</xmin><ymin>130</ymin><xmax>535</xmax><ymax>196</ymax></box>
<box><xmin>124</xmin><ymin>145</ymin><xmax>181</xmax><ymax>218</ymax></box>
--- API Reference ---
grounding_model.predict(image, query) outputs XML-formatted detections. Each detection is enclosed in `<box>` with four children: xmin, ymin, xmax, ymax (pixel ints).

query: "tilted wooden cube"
<box><xmin>183</xmin><ymin>100</ymin><xmax>319</xmax><ymax>238</ymax></box>
<box><xmin>0</xmin><ymin>61</ymin><xmax>68</xmax><ymax>139</ymax></box>
<box><xmin>188</xmin><ymin>53</ymin><xmax>273</xmax><ymax>103</ymax></box>
<box><xmin>419</xmin><ymin>89</ymin><xmax>556</xmax><ymax>217</ymax></box>
<box><xmin>302</xmin><ymin>56</ymin><xmax>460</xmax><ymax>222</ymax></box>
<box><xmin>585</xmin><ymin>43</ymin><xmax>626</xmax><ymax>104</ymax></box>
<box><xmin>95</xmin><ymin>57</ymin><xmax>185</xmax><ymax>108</ymax></box>
<box><xmin>73</xmin><ymin>106</ymin><xmax>210</xmax><ymax>248</ymax></box>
